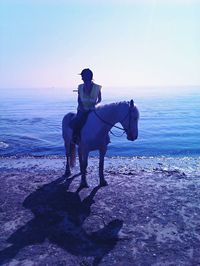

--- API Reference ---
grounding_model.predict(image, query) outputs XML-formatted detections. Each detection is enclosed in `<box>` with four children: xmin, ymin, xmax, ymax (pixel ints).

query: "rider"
<box><xmin>70</xmin><ymin>68</ymin><xmax>102</xmax><ymax>143</ymax></box>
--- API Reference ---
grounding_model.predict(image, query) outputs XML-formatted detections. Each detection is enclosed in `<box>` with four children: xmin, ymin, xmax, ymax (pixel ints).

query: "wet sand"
<box><xmin>0</xmin><ymin>156</ymin><xmax>200</xmax><ymax>266</ymax></box>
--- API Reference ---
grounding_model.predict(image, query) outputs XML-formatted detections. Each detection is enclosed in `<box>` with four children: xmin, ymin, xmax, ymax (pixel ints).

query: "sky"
<box><xmin>0</xmin><ymin>0</ymin><xmax>200</xmax><ymax>91</ymax></box>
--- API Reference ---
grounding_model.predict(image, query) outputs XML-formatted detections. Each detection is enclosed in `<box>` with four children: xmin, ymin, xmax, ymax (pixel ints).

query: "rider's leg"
<box><xmin>72</xmin><ymin>111</ymin><xmax>90</xmax><ymax>142</ymax></box>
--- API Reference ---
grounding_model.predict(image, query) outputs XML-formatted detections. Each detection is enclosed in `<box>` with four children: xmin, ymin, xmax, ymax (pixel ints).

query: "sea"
<box><xmin>0</xmin><ymin>86</ymin><xmax>200</xmax><ymax>158</ymax></box>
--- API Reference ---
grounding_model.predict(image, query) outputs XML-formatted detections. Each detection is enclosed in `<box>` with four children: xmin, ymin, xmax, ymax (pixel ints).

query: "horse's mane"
<box><xmin>95</xmin><ymin>101</ymin><xmax>139</xmax><ymax>118</ymax></box>
<box><xmin>96</xmin><ymin>101</ymin><xmax>127</xmax><ymax>109</ymax></box>
<box><xmin>95</xmin><ymin>101</ymin><xmax>127</xmax><ymax>112</ymax></box>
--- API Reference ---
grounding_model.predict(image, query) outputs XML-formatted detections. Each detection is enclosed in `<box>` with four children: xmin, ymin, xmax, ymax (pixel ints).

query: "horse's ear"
<box><xmin>130</xmin><ymin>99</ymin><xmax>134</xmax><ymax>107</ymax></box>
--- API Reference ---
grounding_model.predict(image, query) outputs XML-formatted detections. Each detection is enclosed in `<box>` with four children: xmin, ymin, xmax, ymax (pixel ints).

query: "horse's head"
<box><xmin>121</xmin><ymin>100</ymin><xmax>139</xmax><ymax>141</ymax></box>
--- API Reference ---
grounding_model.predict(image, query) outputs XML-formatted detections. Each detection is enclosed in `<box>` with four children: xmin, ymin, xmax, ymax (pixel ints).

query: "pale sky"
<box><xmin>0</xmin><ymin>0</ymin><xmax>200</xmax><ymax>90</ymax></box>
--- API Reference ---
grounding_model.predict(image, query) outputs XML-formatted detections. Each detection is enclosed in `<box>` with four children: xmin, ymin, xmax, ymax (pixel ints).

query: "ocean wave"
<box><xmin>0</xmin><ymin>117</ymin><xmax>44</xmax><ymax>125</ymax></box>
<box><xmin>0</xmin><ymin>141</ymin><xmax>9</xmax><ymax>149</ymax></box>
<box><xmin>20</xmin><ymin>117</ymin><xmax>44</xmax><ymax>124</ymax></box>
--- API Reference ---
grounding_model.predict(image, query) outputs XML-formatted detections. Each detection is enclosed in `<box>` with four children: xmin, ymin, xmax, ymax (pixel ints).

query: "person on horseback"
<box><xmin>70</xmin><ymin>68</ymin><xmax>102</xmax><ymax>143</ymax></box>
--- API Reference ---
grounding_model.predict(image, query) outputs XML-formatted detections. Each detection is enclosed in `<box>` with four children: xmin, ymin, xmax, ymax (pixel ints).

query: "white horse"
<box><xmin>62</xmin><ymin>100</ymin><xmax>139</xmax><ymax>188</ymax></box>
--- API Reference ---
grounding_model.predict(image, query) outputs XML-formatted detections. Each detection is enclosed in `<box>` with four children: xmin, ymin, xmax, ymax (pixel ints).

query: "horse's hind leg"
<box><xmin>64</xmin><ymin>141</ymin><xmax>71</xmax><ymax>177</ymax></box>
<box><xmin>79</xmin><ymin>148</ymin><xmax>89</xmax><ymax>188</ymax></box>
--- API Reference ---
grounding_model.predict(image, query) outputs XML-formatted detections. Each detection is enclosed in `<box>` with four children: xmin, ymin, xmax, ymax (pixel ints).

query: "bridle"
<box><xmin>93</xmin><ymin>101</ymin><xmax>135</xmax><ymax>137</ymax></box>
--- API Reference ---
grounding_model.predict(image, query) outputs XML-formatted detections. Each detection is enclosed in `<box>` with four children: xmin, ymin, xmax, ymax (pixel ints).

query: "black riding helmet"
<box><xmin>79</xmin><ymin>68</ymin><xmax>93</xmax><ymax>81</ymax></box>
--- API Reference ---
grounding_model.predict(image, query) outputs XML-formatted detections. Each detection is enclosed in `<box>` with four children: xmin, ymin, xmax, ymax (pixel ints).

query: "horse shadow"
<box><xmin>0</xmin><ymin>175</ymin><xmax>123</xmax><ymax>265</ymax></box>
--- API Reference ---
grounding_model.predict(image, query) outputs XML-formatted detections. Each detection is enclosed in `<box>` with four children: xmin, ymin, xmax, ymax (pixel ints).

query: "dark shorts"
<box><xmin>69</xmin><ymin>110</ymin><xmax>90</xmax><ymax>133</ymax></box>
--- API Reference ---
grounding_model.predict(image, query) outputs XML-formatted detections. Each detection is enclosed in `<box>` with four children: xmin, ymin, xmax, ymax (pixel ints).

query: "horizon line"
<box><xmin>0</xmin><ymin>84</ymin><xmax>200</xmax><ymax>90</ymax></box>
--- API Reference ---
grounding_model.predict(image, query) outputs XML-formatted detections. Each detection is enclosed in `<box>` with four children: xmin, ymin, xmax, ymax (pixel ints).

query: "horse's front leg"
<box><xmin>99</xmin><ymin>148</ymin><xmax>108</xmax><ymax>187</ymax></box>
<box><xmin>64</xmin><ymin>156</ymin><xmax>71</xmax><ymax>177</ymax></box>
<box><xmin>78</xmin><ymin>147</ymin><xmax>89</xmax><ymax>188</ymax></box>
<box><xmin>78</xmin><ymin>147</ymin><xmax>83</xmax><ymax>174</ymax></box>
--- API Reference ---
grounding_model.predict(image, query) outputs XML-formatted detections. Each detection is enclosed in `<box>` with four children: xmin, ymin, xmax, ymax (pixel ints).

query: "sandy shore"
<box><xmin>0</xmin><ymin>156</ymin><xmax>200</xmax><ymax>266</ymax></box>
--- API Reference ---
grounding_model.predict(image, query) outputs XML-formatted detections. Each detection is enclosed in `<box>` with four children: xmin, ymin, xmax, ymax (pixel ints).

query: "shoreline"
<box><xmin>0</xmin><ymin>157</ymin><xmax>200</xmax><ymax>265</ymax></box>
<box><xmin>1</xmin><ymin>155</ymin><xmax>200</xmax><ymax>176</ymax></box>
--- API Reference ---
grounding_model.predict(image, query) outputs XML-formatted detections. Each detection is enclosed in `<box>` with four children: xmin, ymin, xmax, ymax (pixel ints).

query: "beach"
<box><xmin>1</xmin><ymin>156</ymin><xmax>200</xmax><ymax>266</ymax></box>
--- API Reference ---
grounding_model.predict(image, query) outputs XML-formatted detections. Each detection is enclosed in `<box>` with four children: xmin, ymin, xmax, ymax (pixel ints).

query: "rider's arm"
<box><xmin>78</xmin><ymin>94</ymin><xmax>84</xmax><ymax>111</ymax></box>
<box><xmin>96</xmin><ymin>90</ymin><xmax>102</xmax><ymax>104</ymax></box>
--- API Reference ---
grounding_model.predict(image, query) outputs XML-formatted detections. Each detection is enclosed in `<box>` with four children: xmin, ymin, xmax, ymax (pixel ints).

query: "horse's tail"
<box><xmin>69</xmin><ymin>142</ymin><xmax>76</xmax><ymax>168</ymax></box>
<box><xmin>62</xmin><ymin>113</ymin><xmax>74</xmax><ymax>139</ymax></box>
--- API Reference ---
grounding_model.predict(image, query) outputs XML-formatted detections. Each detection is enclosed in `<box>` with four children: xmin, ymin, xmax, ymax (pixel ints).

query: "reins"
<box><xmin>93</xmin><ymin>108</ymin><xmax>131</xmax><ymax>137</ymax></box>
<box><xmin>109</xmin><ymin>129</ymin><xmax>126</xmax><ymax>137</ymax></box>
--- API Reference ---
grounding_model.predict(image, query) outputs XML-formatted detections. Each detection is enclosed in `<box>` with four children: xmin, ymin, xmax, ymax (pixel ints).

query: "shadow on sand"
<box><xmin>0</xmin><ymin>175</ymin><xmax>123</xmax><ymax>265</ymax></box>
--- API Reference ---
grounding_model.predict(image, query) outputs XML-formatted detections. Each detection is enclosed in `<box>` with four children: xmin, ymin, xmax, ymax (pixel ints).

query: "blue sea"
<box><xmin>0</xmin><ymin>86</ymin><xmax>200</xmax><ymax>157</ymax></box>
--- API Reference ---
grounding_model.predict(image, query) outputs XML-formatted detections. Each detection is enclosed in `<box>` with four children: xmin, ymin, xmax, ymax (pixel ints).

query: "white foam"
<box><xmin>0</xmin><ymin>141</ymin><xmax>9</xmax><ymax>149</ymax></box>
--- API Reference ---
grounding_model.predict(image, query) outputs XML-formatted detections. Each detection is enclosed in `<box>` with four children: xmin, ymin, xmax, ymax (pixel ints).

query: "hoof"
<box><xmin>64</xmin><ymin>171</ymin><xmax>71</xmax><ymax>178</ymax></box>
<box><xmin>99</xmin><ymin>180</ymin><xmax>108</xmax><ymax>187</ymax></box>
<box><xmin>80</xmin><ymin>181</ymin><xmax>89</xmax><ymax>188</ymax></box>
